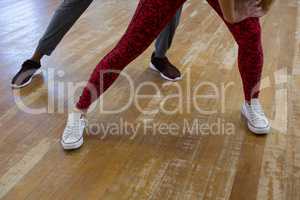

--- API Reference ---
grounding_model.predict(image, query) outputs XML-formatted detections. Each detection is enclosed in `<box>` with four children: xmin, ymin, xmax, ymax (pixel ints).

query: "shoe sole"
<box><xmin>61</xmin><ymin>137</ymin><xmax>83</xmax><ymax>150</ymax></box>
<box><xmin>149</xmin><ymin>63</ymin><xmax>182</xmax><ymax>82</ymax></box>
<box><xmin>11</xmin><ymin>69</ymin><xmax>42</xmax><ymax>89</ymax></box>
<box><xmin>241</xmin><ymin>105</ymin><xmax>270</xmax><ymax>135</ymax></box>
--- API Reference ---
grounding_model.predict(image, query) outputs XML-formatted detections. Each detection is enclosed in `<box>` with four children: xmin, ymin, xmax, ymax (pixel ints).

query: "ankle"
<box><xmin>245</xmin><ymin>98</ymin><xmax>260</xmax><ymax>105</ymax></box>
<box><xmin>30</xmin><ymin>51</ymin><xmax>43</xmax><ymax>64</ymax></box>
<box><xmin>152</xmin><ymin>51</ymin><xmax>166</xmax><ymax>59</ymax></box>
<box><xmin>73</xmin><ymin>106</ymin><xmax>87</xmax><ymax>116</ymax></box>
<box><xmin>154</xmin><ymin>55</ymin><xmax>166</xmax><ymax>59</ymax></box>
<box><xmin>30</xmin><ymin>57</ymin><xmax>41</xmax><ymax>65</ymax></box>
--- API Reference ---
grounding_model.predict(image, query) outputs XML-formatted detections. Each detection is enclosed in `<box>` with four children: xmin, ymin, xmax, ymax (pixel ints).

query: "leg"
<box><xmin>207</xmin><ymin>0</ymin><xmax>269</xmax><ymax>134</ymax></box>
<box><xmin>76</xmin><ymin>0</ymin><xmax>186</xmax><ymax>110</ymax></box>
<box><xmin>35</xmin><ymin>0</ymin><xmax>93</xmax><ymax>60</ymax></box>
<box><xmin>150</xmin><ymin>6</ymin><xmax>183</xmax><ymax>81</ymax></box>
<box><xmin>11</xmin><ymin>0</ymin><xmax>93</xmax><ymax>88</ymax></box>
<box><xmin>207</xmin><ymin>0</ymin><xmax>263</xmax><ymax>101</ymax></box>
<box><xmin>154</xmin><ymin>7</ymin><xmax>183</xmax><ymax>58</ymax></box>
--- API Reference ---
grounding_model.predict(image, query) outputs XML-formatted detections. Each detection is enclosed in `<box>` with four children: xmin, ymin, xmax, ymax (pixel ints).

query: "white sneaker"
<box><xmin>61</xmin><ymin>113</ymin><xmax>86</xmax><ymax>150</ymax></box>
<box><xmin>241</xmin><ymin>98</ymin><xmax>270</xmax><ymax>134</ymax></box>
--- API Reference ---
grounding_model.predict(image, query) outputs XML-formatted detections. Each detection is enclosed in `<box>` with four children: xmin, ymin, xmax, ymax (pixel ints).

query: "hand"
<box><xmin>234</xmin><ymin>0</ymin><xmax>266</xmax><ymax>23</ymax></box>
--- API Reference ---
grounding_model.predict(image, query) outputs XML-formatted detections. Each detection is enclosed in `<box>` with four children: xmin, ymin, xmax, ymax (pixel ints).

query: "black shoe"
<box><xmin>150</xmin><ymin>52</ymin><xmax>182</xmax><ymax>81</ymax></box>
<box><xmin>11</xmin><ymin>60</ymin><xmax>42</xmax><ymax>89</ymax></box>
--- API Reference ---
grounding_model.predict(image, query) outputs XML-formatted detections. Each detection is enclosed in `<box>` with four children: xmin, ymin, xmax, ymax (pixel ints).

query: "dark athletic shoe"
<box><xmin>11</xmin><ymin>60</ymin><xmax>42</xmax><ymax>89</ymax></box>
<box><xmin>150</xmin><ymin>52</ymin><xmax>182</xmax><ymax>81</ymax></box>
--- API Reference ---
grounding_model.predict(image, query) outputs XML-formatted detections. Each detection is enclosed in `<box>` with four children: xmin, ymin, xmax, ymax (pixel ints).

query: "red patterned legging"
<box><xmin>76</xmin><ymin>0</ymin><xmax>263</xmax><ymax>110</ymax></box>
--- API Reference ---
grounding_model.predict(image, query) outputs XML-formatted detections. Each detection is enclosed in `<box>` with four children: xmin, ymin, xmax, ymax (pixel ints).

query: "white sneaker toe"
<box><xmin>241</xmin><ymin>99</ymin><xmax>270</xmax><ymax>135</ymax></box>
<box><xmin>61</xmin><ymin>112</ymin><xmax>86</xmax><ymax>150</ymax></box>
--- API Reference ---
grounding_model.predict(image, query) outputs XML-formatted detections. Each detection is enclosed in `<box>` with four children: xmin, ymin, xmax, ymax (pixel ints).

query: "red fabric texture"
<box><xmin>76</xmin><ymin>0</ymin><xmax>263</xmax><ymax>110</ymax></box>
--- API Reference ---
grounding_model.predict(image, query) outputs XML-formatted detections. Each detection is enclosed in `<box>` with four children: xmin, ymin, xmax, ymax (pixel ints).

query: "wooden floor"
<box><xmin>0</xmin><ymin>0</ymin><xmax>300</xmax><ymax>199</ymax></box>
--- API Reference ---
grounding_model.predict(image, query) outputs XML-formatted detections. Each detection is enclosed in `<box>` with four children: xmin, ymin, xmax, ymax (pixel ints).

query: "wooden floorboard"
<box><xmin>0</xmin><ymin>0</ymin><xmax>299</xmax><ymax>199</ymax></box>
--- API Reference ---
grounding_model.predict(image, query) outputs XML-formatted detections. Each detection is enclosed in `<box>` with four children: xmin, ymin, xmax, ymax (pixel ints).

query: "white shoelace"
<box><xmin>64</xmin><ymin>116</ymin><xmax>85</xmax><ymax>139</ymax></box>
<box><xmin>247</xmin><ymin>102</ymin><xmax>267</xmax><ymax>124</ymax></box>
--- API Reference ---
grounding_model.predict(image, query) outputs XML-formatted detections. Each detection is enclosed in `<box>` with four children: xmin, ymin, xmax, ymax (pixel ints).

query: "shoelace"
<box><xmin>248</xmin><ymin>103</ymin><xmax>267</xmax><ymax>124</ymax></box>
<box><xmin>251</xmin><ymin>102</ymin><xmax>266</xmax><ymax>116</ymax></box>
<box><xmin>64</xmin><ymin>118</ymin><xmax>85</xmax><ymax>139</ymax></box>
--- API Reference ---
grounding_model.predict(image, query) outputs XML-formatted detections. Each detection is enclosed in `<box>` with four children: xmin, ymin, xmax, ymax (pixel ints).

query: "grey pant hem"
<box><xmin>154</xmin><ymin>7</ymin><xmax>182</xmax><ymax>58</ymax></box>
<box><xmin>35</xmin><ymin>45</ymin><xmax>53</xmax><ymax>56</ymax></box>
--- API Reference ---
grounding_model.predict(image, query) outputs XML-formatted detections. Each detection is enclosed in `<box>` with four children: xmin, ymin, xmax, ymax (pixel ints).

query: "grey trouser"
<box><xmin>155</xmin><ymin>6</ymin><xmax>182</xmax><ymax>58</ymax></box>
<box><xmin>36</xmin><ymin>0</ymin><xmax>182</xmax><ymax>57</ymax></box>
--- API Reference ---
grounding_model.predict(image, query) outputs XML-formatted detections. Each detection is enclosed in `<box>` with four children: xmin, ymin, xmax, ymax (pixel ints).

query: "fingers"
<box><xmin>235</xmin><ymin>0</ymin><xmax>266</xmax><ymax>23</ymax></box>
<box><xmin>247</xmin><ymin>0</ymin><xmax>260</xmax><ymax>7</ymax></box>
<box><xmin>247</xmin><ymin>0</ymin><xmax>265</xmax><ymax>18</ymax></box>
<box><xmin>256</xmin><ymin>0</ymin><xmax>263</xmax><ymax>5</ymax></box>
<box><xmin>249</xmin><ymin>6</ymin><xmax>266</xmax><ymax>18</ymax></box>
<box><xmin>251</xmin><ymin>9</ymin><xmax>266</xmax><ymax>18</ymax></box>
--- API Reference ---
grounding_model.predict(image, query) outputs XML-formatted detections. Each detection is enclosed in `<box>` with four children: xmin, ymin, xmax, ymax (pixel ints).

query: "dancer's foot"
<box><xmin>61</xmin><ymin>110</ymin><xmax>86</xmax><ymax>150</ymax></box>
<box><xmin>150</xmin><ymin>52</ymin><xmax>182</xmax><ymax>81</ymax></box>
<box><xmin>11</xmin><ymin>60</ymin><xmax>42</xmax><ymax>89</ymax></box>
<box><xmin>241</xmin><ymin>98</ymin><xmax>270</xmax><ymax>134</ymax></box>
